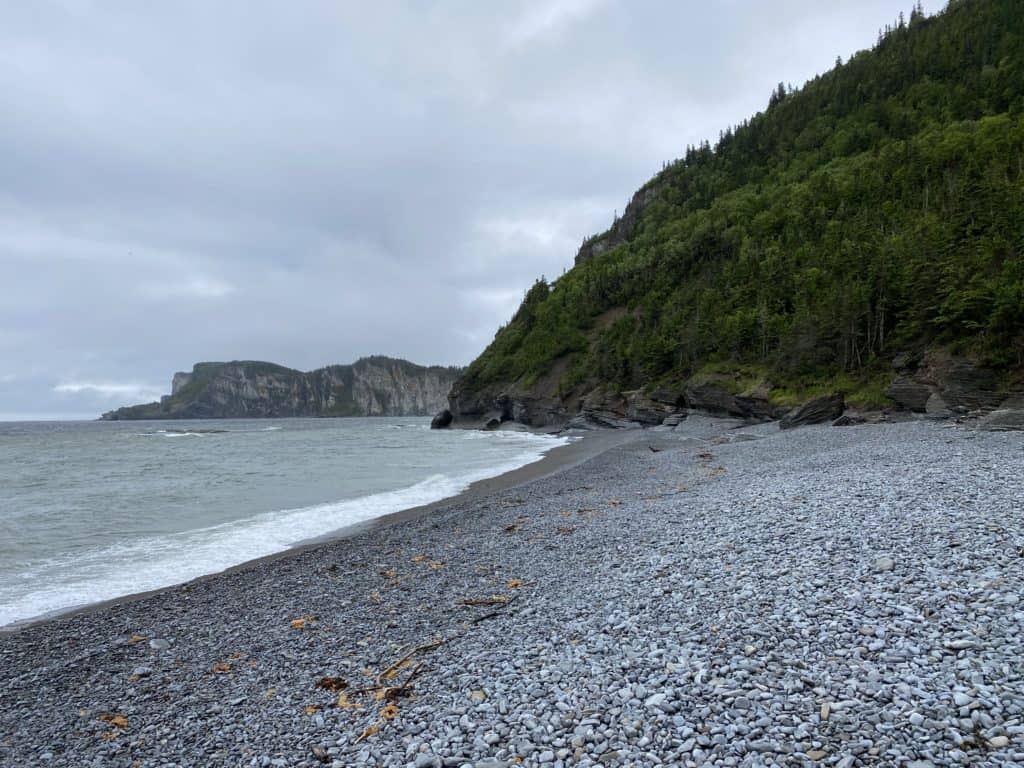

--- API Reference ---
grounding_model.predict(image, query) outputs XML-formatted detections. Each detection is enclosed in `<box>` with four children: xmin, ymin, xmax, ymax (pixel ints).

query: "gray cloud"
<box><xmin>0</xmin><ymin>0</ymin><xmax>917</xmax><ymax>419</ymax></box>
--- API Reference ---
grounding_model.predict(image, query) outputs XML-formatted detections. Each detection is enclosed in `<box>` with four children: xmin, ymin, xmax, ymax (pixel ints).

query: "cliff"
<box><xmin>437</xmin><ymin>0</ymin><xmax>1024</xmax><ymax>431</ymax></box>
<box><xmin>101</xmin><ymin>357</ymin><xmax>463</xmax><ymax>420</ymax></box>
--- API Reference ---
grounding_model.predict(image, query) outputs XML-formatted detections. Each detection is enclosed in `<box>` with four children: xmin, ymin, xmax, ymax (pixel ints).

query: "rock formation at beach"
<box><xmin>101</xmin><ymin>357</ymin><xmax>462</xmax><ymax>419</ymax></box>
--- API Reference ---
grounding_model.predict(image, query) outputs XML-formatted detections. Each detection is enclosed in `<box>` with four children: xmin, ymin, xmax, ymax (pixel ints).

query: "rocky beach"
<box><xmin>1</xmin><ymin>418</ymin><xmax>1022</xmax><ymax>767</ymax></box>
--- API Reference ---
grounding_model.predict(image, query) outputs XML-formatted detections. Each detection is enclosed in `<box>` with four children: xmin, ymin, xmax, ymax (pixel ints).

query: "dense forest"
<box><xmin>459</xmin><ymin>0</ymin><xmax>1024</xmax><ymax>410</ymax></box>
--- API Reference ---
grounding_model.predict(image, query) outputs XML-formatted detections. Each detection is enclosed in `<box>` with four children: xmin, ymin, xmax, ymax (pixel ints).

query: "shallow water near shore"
<box><xmin>0</xmin><ymin>417</ymin><xmax>568</xmax><ymax>628</ymax></box>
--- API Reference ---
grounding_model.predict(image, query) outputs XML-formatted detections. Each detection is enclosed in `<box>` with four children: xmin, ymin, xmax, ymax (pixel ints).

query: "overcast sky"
<box><xmin>1</xmin><ymin>0</ymin><xmax>920</xmax><ymax>419</ymax></box>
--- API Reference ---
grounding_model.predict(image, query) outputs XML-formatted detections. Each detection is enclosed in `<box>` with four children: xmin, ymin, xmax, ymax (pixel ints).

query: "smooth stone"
<box><xmin>872</xmin><ymin>556</ymin><xmax>895</xmax><ymax>572</ymax></box>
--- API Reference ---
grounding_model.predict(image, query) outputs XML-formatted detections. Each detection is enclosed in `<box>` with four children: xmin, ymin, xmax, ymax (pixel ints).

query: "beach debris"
<box><xmin>380</xmin><ymin>659</ymin><xmax>414</xmax><ymax>681</ymax></box>
<box><xmin>411</xmin><ymin>555</ymin><xmax>428</xmax><ymax>562</ymax></box>
<box><xmin>330</xmin><ymin>640</ymin><xmax>450</xmax><ymax>742</ymax></box>
<box><xmin>427</xmin><ymin>560</ymin><xmax>444</xmax><ymax>569</ymax></box>
<box><xmin>504</xmin><ymin>523</ymin><xmax>521</xmax><ymax>533</ymax></box>
<box><xmin>649</xmin><ymin>445</ymin><xmax>662</xmax><ymax>453</ymax></box>
<box><xmin>315</xmin><ymin>676</ymin><xmax>348</xmax><ymax>691</ymax></box>
<box><xmin>290</xmin><ymin>616</ymin><xmax>316</xmax><ymax>629</ymax></box>
<box><xmin>455</xmin><ymin>596</ymin><xmax>509</xmax><ymax>607</ymax></box>
<box><xmin>557</xmin><ymin>525</ymin><xmax>576</xmax><ymax>535</ymax></box>
<box><xmin>99</xmin><ymin>713</ymin><xmax>128</xmax><ymax>729</ymax></box>
<box><xmin>608</xmin><ymin>499</ymin><xmax>623</xmax><ymax>506</ymax></box>
<box><xmin>127</xmin><ymin>634</ymin><xmax>147</xmax><ymax>644</ymax></box>
<box><xmin>354</xmin><ymin>724</ymin><xmax>379</xmax><ymax>743</ymax></box>
<box><xmin>375</xmin><ymin>641</ymin><xmax>443</xmax><ymax>686</ymax></box>
<box><xmin>311</xmin><ymin>745</ymin><xmax>330</xmax><ymax>763</ymax></box>
<box><xmin>336</xmin><ymin>692</ymin><xmax>362</xmax><ymax>710</ymax></box>
<box><xmin>379</xmin><ymin>569</ymin><xmax>398</xmax><ymax>579</ymax></box>
<box><xmin>506</xmin><ymin>579</ymin><xmax>523</xmax><ymax>589</ymax></box>
<box><xmin>469</xmin><ymin>689</ymin><xmax>487</xmax><ymax>704</ymax></box>
<box><xmin>148</xmin><ymin>638</ymin><xmax>171</xmax><ymax>651</ymax></box>
<box><xmin>211</xmin><ymin>663</ymin><xmax>232</xmax><ymax>674</ymax></box>
<box><xmin>304</xmin><ymin>705</ymin><xmax>320</xmax><ymax>714</ymax></box>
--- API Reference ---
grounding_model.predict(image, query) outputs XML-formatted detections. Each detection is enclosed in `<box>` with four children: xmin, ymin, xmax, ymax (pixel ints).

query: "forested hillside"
<box><xmin>450</xmin><ymin>0</ymin><xmax>1024</xmax><ymax>426</ymax></box>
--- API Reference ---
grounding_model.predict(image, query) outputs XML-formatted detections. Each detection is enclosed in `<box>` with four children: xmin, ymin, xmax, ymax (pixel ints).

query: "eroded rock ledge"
<box><xmin>433</xmin><ymin>351</ymin><xmax>1023</xmax><ymax>433</ymax></box>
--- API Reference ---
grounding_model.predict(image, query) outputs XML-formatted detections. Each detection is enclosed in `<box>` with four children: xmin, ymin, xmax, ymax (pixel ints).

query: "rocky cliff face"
<box><xmin>101</xmin><ymin>357</ymin><xmax>462</xmax><ymax>420</ymax></box>
<box><xmin>434</xmin><ymin>348</ymin><xmax>1022</xmax><ymax>432</ymax></box>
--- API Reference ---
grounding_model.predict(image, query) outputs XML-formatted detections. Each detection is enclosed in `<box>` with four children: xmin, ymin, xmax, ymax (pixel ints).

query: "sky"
<box><xmin>0</xmin><ymin>0</ymin><xmax>922</xmax><ymax>419</ymax></box>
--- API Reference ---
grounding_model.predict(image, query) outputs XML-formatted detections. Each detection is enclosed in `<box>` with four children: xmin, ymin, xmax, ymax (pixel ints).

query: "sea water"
<box><xmin>0</xmin><ymin>417</ymin><xmax>567</xmax><ymax>627</ymax></box>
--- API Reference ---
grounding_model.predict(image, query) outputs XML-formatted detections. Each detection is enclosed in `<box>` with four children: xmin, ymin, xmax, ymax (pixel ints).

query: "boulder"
<box><xmin>576</xmin><ymin>388</ymin><xmax>641</xmax><ymax>428</ymax></box>
<box><xmin>780</xmin><ymin>393</ymin><xmax>845</xmax><ymax>430</ymax></box>
<box><xmin>922</xmin><ymin>353</ymin><xmax>1000</xmax><ymax>410</ymax></box>
<box><xmin>733</xmin><ymin>395</ymin><xmax>778</xmax><ymax>421</ymax></box>
<box><xmin>924</xmin><ymin>392</ymin><xmax>952</xmax><ymax>419</ymax></box>
<box><xmin>430</xmin><ymin>409</ymin><xmax>453</xmax><ymax>429</ymax></box>
<box><xmin>978</xmin><ymin>407</ymin><xmax>1024</xmax><ymax>431</ymax></box>
<box><xmin>832</xmin><ymin>414</ymin><xmax>865</xmax><ymax>427</ymax></box>
<box><xmin>884</xmin><ymin>351</ymin><xmax>1001</xmax><ymax>413</ymax></box>
<box><xmin>684</xmin><ymin>382</ymin><xmax>774</xmax><ymax>421</ymax></box>
<box><xmin>685</xmin><ymin>382</ymin><xmax>741</xmax><ymax>416</ymax></box>
<box><xmin>884</xmin><ymin>376</ymin><xmax>932</xmax><ymax>412</ymax></box>
<box><xmin>511</xmin><ymin>396</ymin><xmax>569</xmax><ymax>428</ymax></box>
<box><xmin>625</xmin><ymin>391</ymin><xmax>678</xmax><ymax>425</ymax></box>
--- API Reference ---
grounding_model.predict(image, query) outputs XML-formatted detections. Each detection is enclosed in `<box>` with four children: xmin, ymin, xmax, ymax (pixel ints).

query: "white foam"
<box><xmin>0</xmin><ymin>430</ymin><xmax>569</xmax><ymax>627</ymax></box>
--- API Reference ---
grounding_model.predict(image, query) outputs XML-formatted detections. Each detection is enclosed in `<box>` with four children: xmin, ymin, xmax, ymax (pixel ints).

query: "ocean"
<box><xmin>0</xmin><ymin>417</ymin><xmax>568</xmax><ymax>628</ymax></box>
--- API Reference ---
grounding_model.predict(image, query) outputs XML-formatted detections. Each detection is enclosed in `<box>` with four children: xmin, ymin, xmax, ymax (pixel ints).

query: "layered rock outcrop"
<box><xmin>433</xmin><ymin>348</ymin><xmax>1019</xmax><ymax>432</ymax></box>
<box><xmin>101</xmin><ymin>357</ymin><xmax>462</xmax><ymax>420</ymax></box>
<box><xmin>884</xmin><ymin>351</ymin><xmax>1002</xmax><ymax>413</ymax></box>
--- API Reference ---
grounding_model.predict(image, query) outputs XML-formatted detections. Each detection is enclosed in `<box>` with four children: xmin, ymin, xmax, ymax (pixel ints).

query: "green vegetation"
<box><xmin>463</xmin><ymin>0</ymin><xmax>1024</xmax><ymax>400</ymax></box>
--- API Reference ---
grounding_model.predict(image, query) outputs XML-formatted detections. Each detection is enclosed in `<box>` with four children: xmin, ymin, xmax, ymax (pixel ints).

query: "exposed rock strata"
<box><xmin>886</xmin><ymin>351</ymin><xmax>1001</xmax><ymax>412</ymax></box>
<box><xmin>780</xmin><ymin>394</ymin><xmax>845</xmax><ymax>430</ymax></box>
<box><xmin>435</xmin><ymin>347</ymin><xmax>1019</xmax><ymax>432</ymax></box>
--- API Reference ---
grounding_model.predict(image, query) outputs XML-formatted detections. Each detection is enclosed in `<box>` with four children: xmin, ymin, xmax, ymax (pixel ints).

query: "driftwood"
<box><xmin>455</xmin><ymin>596</ymin><xmax>509</xmax><ymax>607</ymax></box>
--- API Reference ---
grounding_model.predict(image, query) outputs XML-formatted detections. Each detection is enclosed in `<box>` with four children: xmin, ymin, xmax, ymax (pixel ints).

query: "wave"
<box><xmin>0</xmin><ymin>431</ymin><xmax>569</xmax><ymax>628</ymax></box>
<box><xmin>137</xmin><ymin>428</ymin><xmax>229</xmax><ymax>438</ymax></box>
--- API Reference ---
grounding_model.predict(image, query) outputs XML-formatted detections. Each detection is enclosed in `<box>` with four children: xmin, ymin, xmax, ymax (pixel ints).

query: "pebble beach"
<box><xmin>2</xmin><ymin>418</ymin><xmax>1022</xmax><ymax>767</ymax></box>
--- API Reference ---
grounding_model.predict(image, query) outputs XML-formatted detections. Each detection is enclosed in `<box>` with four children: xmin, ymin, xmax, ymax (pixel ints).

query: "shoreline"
<box><xmin>0</xmin><ymin>426</ymin><xmax>639</xmax><ymax>635</ymax></box>
<box><xmin>2</xmin><ymin>420</ymin><xmax>1021</xmax><ymax>766</ymax></box>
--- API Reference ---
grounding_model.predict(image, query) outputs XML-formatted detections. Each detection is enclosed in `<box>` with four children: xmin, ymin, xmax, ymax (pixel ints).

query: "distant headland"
<box><xmin>100</xmin><ymin>357</ymin><xmax>462</xmax><ymax>419</ymax></box>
